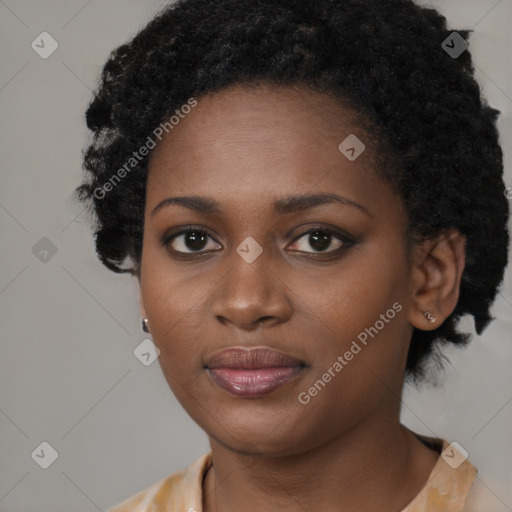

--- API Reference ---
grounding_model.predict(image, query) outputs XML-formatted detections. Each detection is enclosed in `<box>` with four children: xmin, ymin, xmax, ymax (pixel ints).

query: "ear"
<box><xmin>137</xmin><ymin>276</ymin><xmax>151</xmax><ymax>334</ymax></box>
<box><xmin>408</xmin><ymin>229</ymin><xmax>466</xmax><ymax>331</ymax></box>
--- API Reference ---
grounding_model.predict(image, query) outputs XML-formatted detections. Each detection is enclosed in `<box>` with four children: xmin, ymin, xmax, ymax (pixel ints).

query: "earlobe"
<box><xmin>139</xmin><ymin>292</ymin><xmax>150</xmax><ymax>333</ymax></box>
<box><xmin>136</xmin><ymin>274</ymin><xmax>151</xmax><ymax>333</ymax></box>
<box><xmin>407</xmin><ymin>229</ymin><xmax>466</xmax><ymax>331</ymax></box>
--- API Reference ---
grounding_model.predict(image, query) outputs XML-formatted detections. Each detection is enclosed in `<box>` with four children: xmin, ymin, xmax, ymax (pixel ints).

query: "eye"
<box><xmin>163</xmin><ymin>228</ymin><xmax>221</xmax><ymax>254</ymax></box>
<box><xmin>162</xmin><ymin>225</ymin><xmax>353</xmax><ymax>257</ymax></box>
<box><xmin>288</xmin><ymin>227</ymin><xmax>352</xmax><ymax>254</ymax></box>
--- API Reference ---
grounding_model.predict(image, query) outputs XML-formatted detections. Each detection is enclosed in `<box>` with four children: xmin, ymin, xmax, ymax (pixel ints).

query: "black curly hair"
<box><xmin>75</xmin><ymin>0</ymin><xmax>510</xmax><ymax>384</ymax></box>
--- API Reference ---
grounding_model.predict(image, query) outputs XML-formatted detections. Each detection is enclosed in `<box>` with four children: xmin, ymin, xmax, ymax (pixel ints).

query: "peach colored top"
<box><xmin>108</xmin><ymin>436</ymin><xmax>489</xmax><ymax>512</ymax></box>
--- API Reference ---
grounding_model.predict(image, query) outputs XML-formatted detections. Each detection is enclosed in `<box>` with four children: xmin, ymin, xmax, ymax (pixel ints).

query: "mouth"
<box><xmin>205</xmin><ymin>347</ymin><xmax>307</xmax><ymax>397</ymax></box>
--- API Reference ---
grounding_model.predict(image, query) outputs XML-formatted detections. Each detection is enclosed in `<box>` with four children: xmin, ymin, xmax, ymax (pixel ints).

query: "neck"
<box><xmin>202</xmin><ymin>417</ymin><xmax>439</xmax><ymax>512</ymax></box>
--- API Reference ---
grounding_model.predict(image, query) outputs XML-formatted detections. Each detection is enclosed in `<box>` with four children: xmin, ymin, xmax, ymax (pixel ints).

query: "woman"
<box><xmin>75</xmin><ymin>0</ymin><xmax>510</xmax><ymax>510</ymax></box>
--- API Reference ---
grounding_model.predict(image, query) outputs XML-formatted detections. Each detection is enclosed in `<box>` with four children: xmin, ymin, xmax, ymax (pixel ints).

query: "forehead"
<box><xmin>146</xmin><ymin>83</ymin><xmax>384</xmax><ymax>213</ymax></box>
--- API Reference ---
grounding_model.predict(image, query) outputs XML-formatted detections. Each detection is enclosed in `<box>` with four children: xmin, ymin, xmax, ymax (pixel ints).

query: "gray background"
<box><xmin>0</xmin><ymin>0</ymin><xmax>511</xmax><ymax>511</ymax></box>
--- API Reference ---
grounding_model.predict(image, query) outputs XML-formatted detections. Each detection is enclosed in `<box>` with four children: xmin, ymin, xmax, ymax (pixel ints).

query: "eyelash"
<box><xmin>161</xmin><ymin>225</ymin><xmax>354</xmax><ymax>258</ymax></box>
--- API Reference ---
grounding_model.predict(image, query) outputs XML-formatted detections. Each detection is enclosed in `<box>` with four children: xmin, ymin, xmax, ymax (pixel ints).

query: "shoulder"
<box><xmin>107</xmin><ymin>452</ymin><xmax>212</xmax><ymax>512</ymax></box>
<box><xmin>401</xmin><ymin>435</ymin><xmax>478</xmax><ymax>512</ymax></box>
<box><xmin>404</xmin><ymin>434</ymin><xmax>509</xmax><ymax>512</ymax></box>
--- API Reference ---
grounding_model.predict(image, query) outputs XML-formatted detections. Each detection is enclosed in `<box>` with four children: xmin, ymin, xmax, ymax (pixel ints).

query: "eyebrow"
<box><xmin>151</xmin><ymin>193</ymin><xmax>372</xmax><ymax>218</ymax></box>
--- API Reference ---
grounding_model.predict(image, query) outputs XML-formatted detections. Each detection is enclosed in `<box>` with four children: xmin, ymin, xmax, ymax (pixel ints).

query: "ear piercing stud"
<box><xmin>142</xmin><ymin>318</ymin><xmax>150</xmax><ymax>333</ymax></box>
<box><xmin>423</xmin><ymin>311</ymin><xmax>436</xmax><ymax>323</ymax></box>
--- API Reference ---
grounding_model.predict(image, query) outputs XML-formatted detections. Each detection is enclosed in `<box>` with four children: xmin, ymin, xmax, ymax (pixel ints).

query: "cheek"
<box><xmin>301</xmin><ymin>244</ymin><xmax>406</xmax><ymax>337</ymax></box>
<box><xmin>295</xmin><ymin>241</ymin><xmax>410</xmax><ymax>388</ymax></box>
<box><xmin>140</xmin><ymin>249</ymin><xmax>205</xmax><ymax>363</ymax></box>
<box><xmin>293</xmin><ymin>280</ymin><xmax>408</xmax><ymax>442</ymax></box>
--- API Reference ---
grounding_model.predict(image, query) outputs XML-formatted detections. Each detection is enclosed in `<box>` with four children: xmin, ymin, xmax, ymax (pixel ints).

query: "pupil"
<box><xmin>310</xmin><ymin>231</ymin><xmax>330</xmax><ymax>252</ymax></box>
<box><xmin>186</xmin><ymin>231</ymin><xmax>208</xmax><ymax>251</ymax></box>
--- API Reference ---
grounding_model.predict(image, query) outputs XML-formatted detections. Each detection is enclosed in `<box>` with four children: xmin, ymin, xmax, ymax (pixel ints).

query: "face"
<box><xmin>139</xmin><ymin>83</ymin><xmax>416</xmax><ymax>456</ymax></box>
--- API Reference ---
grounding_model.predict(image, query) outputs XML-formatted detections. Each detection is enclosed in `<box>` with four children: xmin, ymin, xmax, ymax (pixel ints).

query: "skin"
<box><xmin>137</xmin><ymin>83</ymin><xmax>466</xmax><ymax>512</ymax></box>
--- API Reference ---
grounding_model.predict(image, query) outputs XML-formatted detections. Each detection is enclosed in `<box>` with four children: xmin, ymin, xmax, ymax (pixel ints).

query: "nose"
<box><xmin>210</xmin><ymin>247</ymin><xmax>293</xmax><ymax>331</ymax></box>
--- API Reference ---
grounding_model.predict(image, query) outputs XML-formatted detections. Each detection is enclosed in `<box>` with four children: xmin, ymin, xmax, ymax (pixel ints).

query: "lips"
<box><xmin>205</xmin><ymin>347</ymin><xmax>306</xmax><ymax>397</ymax></box>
